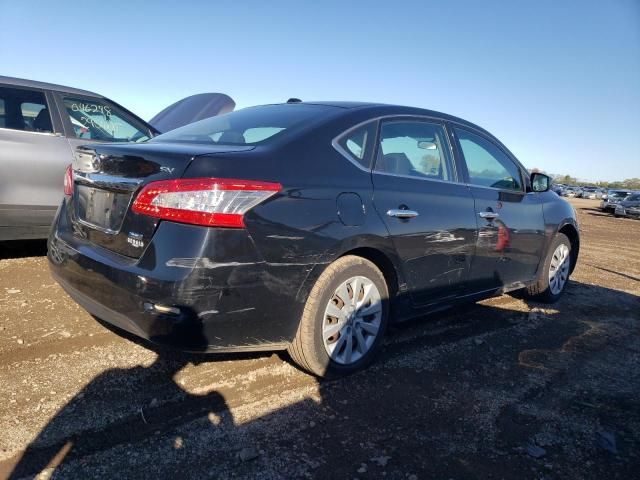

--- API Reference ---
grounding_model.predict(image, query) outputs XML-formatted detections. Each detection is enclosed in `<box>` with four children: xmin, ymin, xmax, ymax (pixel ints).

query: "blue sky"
<box><xmin>1</xmin><ymin>0</ymin><xmax>638</xmax><ymax>181</ymax></box>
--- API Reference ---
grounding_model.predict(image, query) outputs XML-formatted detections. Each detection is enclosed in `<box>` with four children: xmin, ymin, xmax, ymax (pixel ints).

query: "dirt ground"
<box><xmin>0</xmin><ymin>198</ymin><xmax>638</xmax><ymax>480</ymax></box>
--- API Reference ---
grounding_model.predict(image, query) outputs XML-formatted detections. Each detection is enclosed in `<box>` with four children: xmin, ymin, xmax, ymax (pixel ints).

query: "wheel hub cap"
<box><xmin>548</xmin><ymin>243</ymin><xmax>570</xmax><ymax>295</ymax></box>
<box><xmin>322</xmin><ymin>275</ymin><xmax>382</xmax><ymax>365</ymax></box>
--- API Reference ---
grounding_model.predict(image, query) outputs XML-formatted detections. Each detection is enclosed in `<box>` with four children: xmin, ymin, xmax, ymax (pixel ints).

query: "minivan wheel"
<box><xmin>524</xmin><ymin>233</ymin><xmax>572</xmax><ymax>303</ymax></box>
<box><xmin>288</xmin><ymin>255</ymin><xmax>389</xmax><ymax>378</ymax></box>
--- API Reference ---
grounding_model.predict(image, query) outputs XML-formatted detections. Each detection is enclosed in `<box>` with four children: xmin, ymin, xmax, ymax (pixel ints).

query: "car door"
<box><xmin>371</xmin><ymin>118</ymin><xmax>477</xmax><ymax>306</ymax></box>
<box><xmin>450</xmin><ymin>125</ymin><xmax>545</xmax><ymax>291</ymax></box>
<box><xmin>0</xmin><ymin>85</ymin><xmax>73</xmax><ymax>237</ymax></box>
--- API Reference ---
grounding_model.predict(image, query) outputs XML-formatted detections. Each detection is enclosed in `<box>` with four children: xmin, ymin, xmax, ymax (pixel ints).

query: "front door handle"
<box><xmin>387</xmin><ymin>209</ymin><xmax>419</xmax><ymax>219</ymax></box>
<box><xmin>478</xmin><ymin>211</ymin><xmax>499</xmax><ymax>220</ymax></box>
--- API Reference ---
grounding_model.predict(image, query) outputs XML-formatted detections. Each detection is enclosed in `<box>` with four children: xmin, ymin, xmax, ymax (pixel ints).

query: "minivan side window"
<box><xmin>0</xmin><ymin>87</ymin><xmax>52</xmax><ymax>133</ymax></box>
<box><xmin>335</xmin><ymin>121</ymin><xmax>377</xmax><ymax>169</ymax></box>
<box><xmin>61</xmin><ymin>96</ymin><xmax>151</xmax><ymax>142</ymax></box>
<box><xmin>375</xmin><ymin>120</ymin><xmax>452</xmax><ymax>181</ymax></box>
<box><xmin>455</xmin><ymin>128</ymin><xmax>522</xmax><ymax>191</ymax></box>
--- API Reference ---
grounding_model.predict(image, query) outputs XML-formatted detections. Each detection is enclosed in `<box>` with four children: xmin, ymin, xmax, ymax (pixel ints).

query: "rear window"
<box><xmin>152</xmin><ymin>104</ymin><xmax>331</xmax><ymax>145</ymax></box>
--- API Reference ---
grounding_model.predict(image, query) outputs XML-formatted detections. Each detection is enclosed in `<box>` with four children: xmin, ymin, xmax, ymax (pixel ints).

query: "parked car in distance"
<box><xmin>0</xmin><ymin>76</ymin><xmax>235</xmax><ymax>241</ymax></box>
<box><xmin>48</xmin><ymin>101</ymin><xmax>580</xmax><ymax>377</ymax></box>
<box><xmin>600</xmin><ymin>189</ymin><xmax>634</xmax><ymax>212</ymax></box>
<box><xmin>562</xmin><ymin>186</ymin><xmax>580</xmax><ymax>197</ymax></box>
<box><xmin>578</xmin><ymin>186</ymin><xmax>598</xmax><ymax>199</ymax></box>
<box><xmin>614</xmin><ymin>193</ymin><xmax>640</xmax><ymax>219</ymax></box>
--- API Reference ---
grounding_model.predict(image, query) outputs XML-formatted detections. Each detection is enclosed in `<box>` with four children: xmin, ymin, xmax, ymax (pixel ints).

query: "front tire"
<box><xmin>524</xmin><ymin>233</ymin><xmax>572</xmax><ymax>303</ymax></box>
<box><xmin>288</xmin><ymin>255</ymin><xmax>389</xmax><ymax>378</ymax></box>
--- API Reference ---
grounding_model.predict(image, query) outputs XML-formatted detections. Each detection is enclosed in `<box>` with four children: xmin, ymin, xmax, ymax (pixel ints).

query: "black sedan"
<box><xmin>48</xmin><ymin>102</ymin><xmax>580</xmax><ymax>377</ymax></box>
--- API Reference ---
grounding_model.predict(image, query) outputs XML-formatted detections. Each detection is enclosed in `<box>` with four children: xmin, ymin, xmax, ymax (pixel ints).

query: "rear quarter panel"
<box><xmin>182</xmin><ymin>113</ymin><xmax>405</xmax><ymax>327</ymax></box>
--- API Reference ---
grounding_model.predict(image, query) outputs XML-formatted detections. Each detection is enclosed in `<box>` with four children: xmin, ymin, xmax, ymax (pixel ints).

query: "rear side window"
<box><xmin>61</xmin><ymin>96</ymin><xmax>151</xmax><ymax>142</ymax></box>
<box><xmin>375</xmin><ymin>120</ymin><xmax>453</xmax><ymax>181</ymax></box>
<box><xmin>0</xmin><ymin>86</ymin><xmax>52</xmax><ymax>133</ymax></box>
<box><xmin>153</xmin><ymin>104</ymin><xmax>332</xmax><ymax>145</ymax></box>
<box><xmin>334</xmin><ymin>121</ymin><xmax>377</xmax><ymax>169</ymax></box>
<box><xmin>22</xmin><ymin>101</ymin><xmax>50</xmax><ymax>131</ymax></box>
<box><xmin>455</xmin><ymin>128</ymin><xmax>522</xmax><ymax>191</ymax></box>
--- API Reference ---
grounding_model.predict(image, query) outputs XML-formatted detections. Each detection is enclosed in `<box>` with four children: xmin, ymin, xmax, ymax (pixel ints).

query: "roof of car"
<box><xmin>295</xmin><ymin>101</ymin><xmax>386</xmax><ymax>109</ymax></box>
<box><xmin>277</xmin><ymin>101</ymin><xmax>482</xmax><ymax>127</ymax></box>
<box><xmin>0</xmin><ymin>75</ymin><xmax>102</xmax><ymax>98</ymax></box>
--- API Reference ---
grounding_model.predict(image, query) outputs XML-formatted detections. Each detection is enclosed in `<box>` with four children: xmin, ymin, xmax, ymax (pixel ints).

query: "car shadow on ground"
<box><xmin>0</xmin><ymin>240</ymin><xmax>48</xmax><ymax>260</ymax></box>
<box><xmin>4</xmin><ymin>280</ymin><xmax>639</xmax><ymax>479</ymax></box>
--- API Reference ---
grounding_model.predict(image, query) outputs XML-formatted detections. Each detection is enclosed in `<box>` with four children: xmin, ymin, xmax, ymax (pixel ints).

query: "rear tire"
<box><xmin>288</xmin><ymin>255</ymin><xmax>389</xmax><ymax>378</ymax></box>
<box><xmin>524</xmin><ymin>233</ymin><xmax>572</xmax><ymax>303</ymax></box>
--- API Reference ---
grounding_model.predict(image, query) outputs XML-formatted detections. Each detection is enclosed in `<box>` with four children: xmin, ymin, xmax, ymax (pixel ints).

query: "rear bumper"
<box><xmin>48</xmin><ymin>203</ymin><xmax>311</xmax><ymax>352</ymax></box>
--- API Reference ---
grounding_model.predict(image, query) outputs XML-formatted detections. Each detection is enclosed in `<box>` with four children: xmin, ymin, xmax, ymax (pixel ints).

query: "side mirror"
<box><xmin>531</xmin><ymin>172</ymin><xmax>550</xmax><ymax>192</ymax></box>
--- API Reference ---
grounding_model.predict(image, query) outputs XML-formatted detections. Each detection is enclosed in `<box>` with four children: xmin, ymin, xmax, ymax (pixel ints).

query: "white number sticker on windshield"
<box><xmin>70</xmin><ymin>102</ymin><xmax>112</xmax><ymax>119</ymax></box>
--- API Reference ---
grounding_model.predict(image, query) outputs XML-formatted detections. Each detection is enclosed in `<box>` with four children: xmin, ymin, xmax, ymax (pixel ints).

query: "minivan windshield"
<box><xmin>151</xmin><ymin>104</ymin><xmax>332</xmax><ymax>146</ymax></box>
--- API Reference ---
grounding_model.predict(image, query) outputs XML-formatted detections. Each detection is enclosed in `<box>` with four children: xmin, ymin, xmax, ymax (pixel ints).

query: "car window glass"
<box><xmin>455</xmin><ymin>128</ymin><xmax>522</xmax><ymax>191</ymax></box>
<box><xmin>0</xmin><ymin>86</ymin><xmax>52</xmax><ymax>132</ymax></box>
<box><xmin>62</xmin><ymin>97</ymin><xmax>150</xmax><ymax>142</ymax></box>
<box><xmin>335</xmin><ymin>121</ymin><xmax>377</xmax><ymax>169</ymax></box>
<box><xmin>153</xmin><ymin>104</ymin><xmax>330</xmax><ymax>145</ymax></box>
<box><xmin>243</xmin><ymin>127</ymin><xmax>285</xmax><ymax>143</ymax></box>
<box><xmin>21</xmin><ymin>101</ymin><xmax>50</xmax><ymax>132</ymax></box>
<box><xmin>611</xmin><ymin>191</ymin><xmax>629</xmax><ymax>199</ymax></box>
<box><xmin>375</xmin><ymin>121</ymin><xmax>452</xmax><ymax>180</ymax></box>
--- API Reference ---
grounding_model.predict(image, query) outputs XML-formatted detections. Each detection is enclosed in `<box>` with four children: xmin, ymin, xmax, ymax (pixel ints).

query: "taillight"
<box><xmin>131</xmin><ymin>178</ymin><xmax>281</xmax><ymax>228</ymax></box>
<box><xmin>63</xmin><ymin>164</ymin><xmax>73</xmax><ymax>196</ymax></box>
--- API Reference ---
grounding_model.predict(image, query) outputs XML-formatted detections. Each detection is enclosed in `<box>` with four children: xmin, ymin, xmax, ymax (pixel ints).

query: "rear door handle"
<box><xmin>387</xmin><ymin>209</ymin><xmax>419</xmax><ymax>219</ymax></box>
<box><xmin>478</xmin><ymin>211</ymin><xmax>499</xmax><ymax>219</ymax></box>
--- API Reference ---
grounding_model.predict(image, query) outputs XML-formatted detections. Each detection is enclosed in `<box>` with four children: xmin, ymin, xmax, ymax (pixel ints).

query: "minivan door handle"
<box><xmin>387</xmin><ymin>209</ymin><xmax>419</xmax><ymax>219</ymax></box>
<box><xmin>478</xmin><ymin>211</ymin><xmax>499</xmax><ymax>220</ymax></box>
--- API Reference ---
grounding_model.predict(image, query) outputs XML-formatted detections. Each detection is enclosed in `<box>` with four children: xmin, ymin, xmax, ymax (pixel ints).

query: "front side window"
<box><xmin>455</xmin><ymin>128</ymin><xmax>522</xmax><ymax>191</ymax></box>
<box><xmin>62</xmin><ymin>97</ymin><xmax>151</xmax><ymax>142</ymax></box>
<box><xmin>375</xmin><ymin>120</ymin><xmax>452</xmax><ymax>181</ymax></box>
<box><xmin>0</xmin><ymin>87</ymin><xmax>52</xmax><ymax>132</ymax></box>
<box><xmin>335</xmin><ymin>121</ymin><xmax>377</xmax><ymax>169</ymax></box>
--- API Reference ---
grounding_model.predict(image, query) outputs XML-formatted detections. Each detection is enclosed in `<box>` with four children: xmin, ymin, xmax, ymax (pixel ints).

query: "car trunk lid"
<box><xmin>70</xmin><ymin>142</ymin><xmax>254</xmax><ymax>257</ymax></box>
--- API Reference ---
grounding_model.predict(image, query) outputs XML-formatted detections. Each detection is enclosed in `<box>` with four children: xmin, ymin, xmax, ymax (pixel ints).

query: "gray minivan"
<box><xmin>0</xmin><ymin>76</ymin><xmax>234</xmax><ymax>240</ymax></box>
